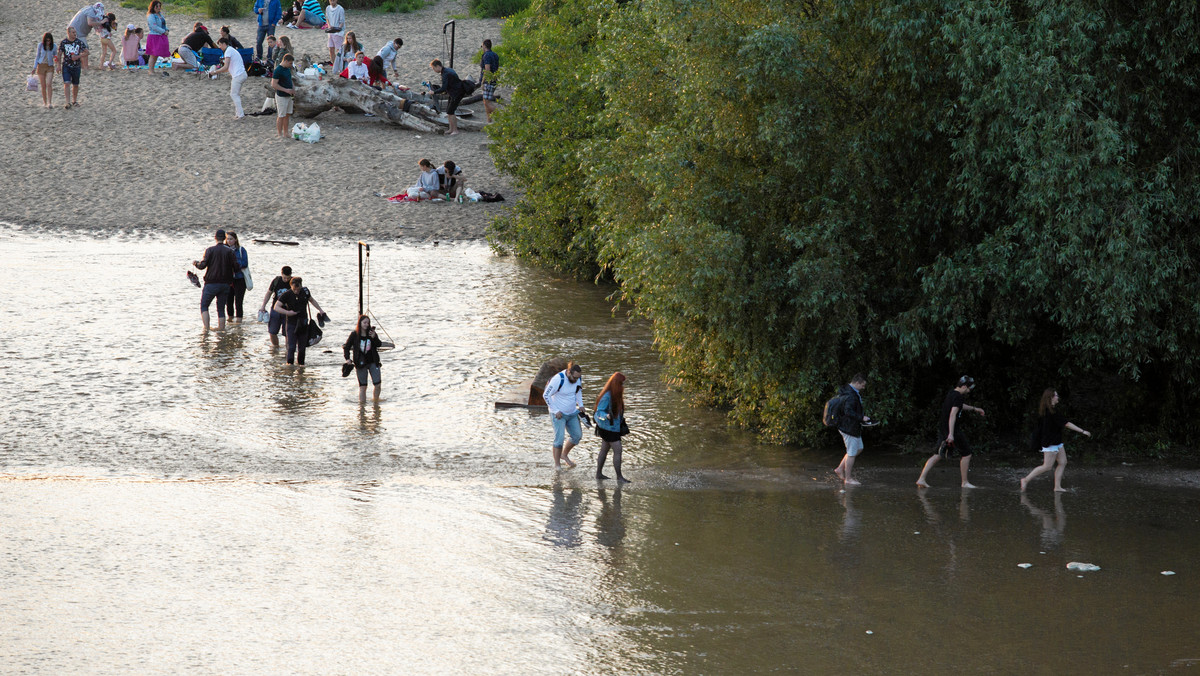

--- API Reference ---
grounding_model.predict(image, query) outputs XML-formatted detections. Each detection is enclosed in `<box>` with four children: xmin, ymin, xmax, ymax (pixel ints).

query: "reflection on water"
<box><xmin>1</xmin><ymin>228</ymin><xmax>1199</xmax><ymax>674</ymax></box>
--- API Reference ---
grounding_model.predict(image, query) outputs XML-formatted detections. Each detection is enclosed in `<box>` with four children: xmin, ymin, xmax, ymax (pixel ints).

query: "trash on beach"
<box><xmin>1067</xmin><ymin>562</ymin><xmax>1101</xmax><ymax>572</ymax></box>
<box><xmin>1162</xmin><ymin>571</ymin><xmax>1176</xmax><ymax>576</ymax></box>
<box><xmin>865</xmin><ymin>630</ymin><xmax>874</xmax><ymax>635</ymax></box>
<box><xmin>1018</xmin><ymin>563</ymin><xmax>1033</xmax><ymax>569</ymax></box>
<box><xmin>292</xmin><ymin>123</ymin><xmax>321</xmax><ymax>143</ymax></box>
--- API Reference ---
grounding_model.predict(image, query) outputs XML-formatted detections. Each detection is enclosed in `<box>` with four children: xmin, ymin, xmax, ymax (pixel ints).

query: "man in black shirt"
<box><xmin>193</xmin><ymin>228</ymin><xmax>238</xmax><ymax>330</ymax></box>
<box><xmin>430</xmin><ymin>59</ymin><xmax>465</xmax><ymax>136</ymax></box>
<box><xmin>916</xmin><ymin>375</ymin><xmax>987</xmax><ymax>488</ymax></box>
<box><xmin>174</xmin><ymin>22</ymin><xmax>217</xmax><ymax>73</ymax></box>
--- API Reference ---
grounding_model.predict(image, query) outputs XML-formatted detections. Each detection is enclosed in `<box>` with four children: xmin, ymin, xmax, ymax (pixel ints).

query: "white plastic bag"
<box><xmin>301</xmin><ymin>67</ymin><xmax>320</xmax><ymax>80</ymax></box>
<box><xmin>291</xmin><ymin>122</ymin><xmax>321</xmax><ymax>143</ymax></box>
<box><xmin>463</xmin><ymin>188</ymin><xmax>482</xmax><ymax>202</ymax></box>
<box><xmin>26</xmin><ymin>75</ymin><xmax>38</xmax><ymax>91</ymax></box>
<box><xmin>407</xmin><ymin>187</ymin><xmax>423</xmax><ymax>199</ymax></box>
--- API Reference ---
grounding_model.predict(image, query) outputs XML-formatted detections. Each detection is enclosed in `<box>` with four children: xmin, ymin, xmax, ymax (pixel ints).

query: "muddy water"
<box><xmin>1</xmin><ymin>227</ymin><xmax>1198</xmax><ymax>674</ymax></box>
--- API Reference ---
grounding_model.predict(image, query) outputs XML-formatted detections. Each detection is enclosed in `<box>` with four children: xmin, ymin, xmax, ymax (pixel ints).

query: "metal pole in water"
<box><xmin>358</xmin><ymin>240</ymin><xmax>370</xmax><ymax>317</ymax></box>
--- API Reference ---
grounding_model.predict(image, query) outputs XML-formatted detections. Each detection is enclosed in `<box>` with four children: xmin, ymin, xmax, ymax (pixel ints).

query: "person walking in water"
<box><xmin>259</xmin><ymin>265</ymin><xmax>292</xmax><ymax>346</ymax></box>
<box><xmin>343</xmin><ymin>315</ymin><xmax>382</xmax><ymax>403</ymax></box>
<box><xmin>833</xmin><ymin>373</ymin><xmax>870</xmax><ymax>485</ymax></box>
<box><xmin>544</xmin><ymin>361</ymin><xmax>584</xmax><ymax>469</ymax></box>
<box><xmin>192</xmin><ymin>228</ymin><xmax>238</xmax><ymax>331</ymax></box>
<box><xmin>1021</xmin><ymin>389</ymin><xmax>1091</xmax><ymax>492</ymax></box>
<box><xmin>594</xmin><ymin>371</ymin><xmax>631</xmax><ymax>483</ymax></box>
<box><xmin>917</xmin><ymin>376</ymin><xmax>986</xmax><ymax>488</ymax></box>
<box><xmin>272</xmin><ymin>276</ymin><xmax>326</xmax><ymax>365</ymax></box>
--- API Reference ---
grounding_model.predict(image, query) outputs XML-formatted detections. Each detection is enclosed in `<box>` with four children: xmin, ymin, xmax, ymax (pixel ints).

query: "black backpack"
<box><xmin>822</xmin><ymin>394</ymin><xmax>847</xmax><ymax>427</ymax></box>
<box><xmin>247</xmin><ymin>62</ymin><xmax>267</xmax><ymax>77</ymax></box>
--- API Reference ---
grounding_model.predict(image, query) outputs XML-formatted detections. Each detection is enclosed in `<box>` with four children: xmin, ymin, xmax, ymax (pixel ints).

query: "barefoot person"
<box><xmin>594</xmin><ymin>372</ymin><xmax>631</xmax><ymax>483</ymax></box>
<box><xmin>479</xmin><ymin>39</ymin><xmax>499</xmax><ymax>123</ymax></box>
<box><xmin>272</xmin><ymin>276</ymin><xmax>326</xmax><ymax>366</ymax></box>
<box><xmin>544</xmin><ymin>362</ymin><xmax>585</xmax><ymax>469</ymax></box>
<box><xmin>192</xmin><ymin>228</ymin><xmax>238</xmax><ymax>331</ymax></box>
<box><xmin>1021</xmin><ymin>389</ymin><xmax>1091</xmax><ymax>492</ymax></box>
<box><xmin>343</xmin><ymin>315</ymin><xmax>382</xmax><ymax>403</ymax></box>
<box><xmin>259</xmin><ymin>265</ymin><xmax>293</xmax><ymax>346</ymax></box>
<box><xmin>917</xmin><ymin>376</ymin><xmax>986</xmax><ymax>488</ymax></box>
<box><xmin>429</xmin><ymin>59</ymin><xmax>465</xmax><ymax>135</ymax></box>
<box><xmin>144</xmin><ymin>1</ymin><xmax>170</xmax><ymax>73</ymax></box>
<box><xmin>271</xmin><ymin>53</ymin><xmax>296</xmax><ymax>138</ymax></box>
<box><xmin>33</xmin><ymin>33</ymin><xmax>56</xmax><ymax>109</ymax></box>
<box><xmin>67</xmin><ymin>2</ymin><xmax>106</xmax><ymax>70</ymax></box>
<box><xmin>833</xmin><ymin>373</ymin><xmax>870</xmax><ymax>485</ymax></box>
<box><xmin>57</xmin><ymin>27</ymin><xmax>88</xmax><ymax>109</ymax></box>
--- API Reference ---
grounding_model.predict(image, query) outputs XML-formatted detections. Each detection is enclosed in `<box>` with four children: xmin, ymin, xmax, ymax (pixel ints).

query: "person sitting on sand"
<box><xmin>292</xmin><ymin>0</ymin><xmax>325</xmax><ymax>29</ymax></box>
<box><xmin>364</xmin><ymin>55</ymin><xmax>388</xmax><ymax>88</ymax></box>
<box><xmin>344</xmin><ymin>51</ymin><xmax>368</xmax><ymax>80</ymax></box>
<box><xmin>218</xmin><ymin>25</ymin><xmax>244</xmax><ymax>50</ymax></box>
<box><xmin>263</xmin><ymin>34</ymin><xmax>278</xmax><ymax>69</ymax></box>
<box><xmin>121</xmin><ymin>24</ymin><xmax>141</xmax><ymax>69</ymax></box>
<box><xmin>174</xmin><ymin>23</ymin><xmax>216</xmax><ymax>73</ymax></box>
<box><xmin>410</xmin><ymin>159</ymin><xmax>440</xmax><ymax>200</ymax></box>
<box><xmin>436</xmin><ymin>161</ymin><xmax>465</xmax><ymax>200</ymax></box>
<box><xmin>338</xmin><ymin>31</ymin><xmax>362</xmax><ymax>72</ymax></box>
<box><xmin>1020</xmin><ymin>389</ymin><xmax>1091</xmax><ymax>493</ymax></box>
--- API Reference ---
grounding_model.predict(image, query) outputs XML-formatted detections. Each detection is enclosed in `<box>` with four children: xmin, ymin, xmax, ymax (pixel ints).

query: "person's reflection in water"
<box><xmin>543</xmin><ymin>477</ymin><xmax>584</xmax><ymax>548</ymax></box>
<box><xmin>959</xmin><ymin>489</ymin><xmax>972</xmax><ymax>524</ymax></box>
<box><xmin>594</xmin><ymin>486</ymin><xmax>625</xmax><ymax>550</ymax></box>
<box><xmin>838</xmin><ymin>488</ymin><xmax>862</xmax><ymax>545</ymax></box>
<box><xmin>1020</xmin><ymin>491</ymin><xmax>1066</xmax><ymax>550</ymax></box>
<box><xmin>357</xmin><ymin>401</ymin><xmax>382</xmax><ymax>434</ymax></box>
<box><xmin>917</xmin><ymin>490</ymin><xmax>960</xmax><ymax>579</ymax></box>
<box><xmin>199</xmin><ymin>323</ymin><xmax>246</xmax><ymax>367</ymax></box>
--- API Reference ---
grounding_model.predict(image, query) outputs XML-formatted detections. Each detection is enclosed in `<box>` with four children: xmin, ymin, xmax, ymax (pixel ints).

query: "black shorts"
<box><xmin>445</xmin><ymin>90</ymin><xmax>464</xmax><ymax>115</ymax></box>
<box><xmin>595</xmin><ymin>427</ymin><xmax>622</xmax><ymax>443</ymax></box>
<box><xmin>938</xmin><ymin>434</ymin><xmax>972</xmax><ymax>458</ymax></box>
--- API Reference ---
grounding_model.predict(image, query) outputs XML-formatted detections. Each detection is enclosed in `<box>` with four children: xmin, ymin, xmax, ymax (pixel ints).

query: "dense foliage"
<box><xmin>469</xmin><ymin>0</ymin><xmax>529</xmax><ymax>18</ymax></box>
<box><xmin>489</xmin><ymin>0</ymin><xmax>1200</xmax><ymax>447</ymax></box>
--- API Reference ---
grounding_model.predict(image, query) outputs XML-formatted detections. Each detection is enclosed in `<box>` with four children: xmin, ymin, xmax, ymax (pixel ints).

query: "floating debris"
<box><xmin>1066</xmin><ymin>562</ymin><xmax>1101</xmax><ymax>572</ymax></box>
<box><xmin>1018</xmin><ymin>563</ymin><xmax>1033</xmax><ymax>569</ymax></box>
<box><xmin>865</xmin><ymin>631</ymin><xmax>873</xmax><ymax>635</ymax></box>
<box><xmin>1162</xmin><ymin>571</ymin><xmax>1176</xmax><ymax>576</ymax></box>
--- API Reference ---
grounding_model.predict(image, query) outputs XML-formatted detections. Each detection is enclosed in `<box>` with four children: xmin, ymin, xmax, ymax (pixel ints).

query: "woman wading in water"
<box><xmin>1020</xmin><ymin>388</ymin><xmax>1091</xmax><ymax>492</ymax></box>
<box><xmin>594</xmin><ymin>372</ymin><xmax>631</xmax><ymax>483</ymax></box>
<box><xmin>343</xmin><ymin>315</ymin><xmax>382</xmax><ymax>403</ymax></box>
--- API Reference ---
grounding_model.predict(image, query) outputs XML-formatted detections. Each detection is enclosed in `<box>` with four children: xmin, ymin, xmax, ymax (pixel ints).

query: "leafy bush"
<box><xmin>490</xmin><ymin>0</ymin><xmax>1200</xmax><ymax>447</ymax></box>
<box><xmin>206</xmin><ymin>0</ymin><xmax>245</xmax><ymax>18</ymax></box>
<box><xmin>370</xmin><ymin>0</ymin><xmax>426</xmax><ymax>12</ymax></box>
<box><xmin>470</xmin><ymin>0</ymin><xmax>528</xmax><ymax>18</ymax></box>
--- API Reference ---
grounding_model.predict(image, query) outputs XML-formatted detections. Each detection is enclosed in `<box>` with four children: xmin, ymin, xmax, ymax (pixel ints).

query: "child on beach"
<box><xmin>98</xmin><ymin>13</ymin><xmax>120</xmax><ymax>70</ymax></box>
<box><xmin>1020</xmin><ymin>389</ymin><xmax>1091</xmax><ymax>492</ymax></box>
<box><xmin>121</xmin><ymin>25</ymin><xmax>141</xmax><ymax>69</ymax></box>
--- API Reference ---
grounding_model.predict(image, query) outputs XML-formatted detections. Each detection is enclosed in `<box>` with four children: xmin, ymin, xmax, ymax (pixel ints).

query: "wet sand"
<box><xmin>2</xmin><ymin>0</ymin><xmax>512</xmax><ymax>242</ymax></box>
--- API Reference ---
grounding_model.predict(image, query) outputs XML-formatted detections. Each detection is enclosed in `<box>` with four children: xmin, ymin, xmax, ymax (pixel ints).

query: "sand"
<box><xmin>2</xmin><ymin>0</ymin><xmax>514</xmax><ymax>242</ymax></box>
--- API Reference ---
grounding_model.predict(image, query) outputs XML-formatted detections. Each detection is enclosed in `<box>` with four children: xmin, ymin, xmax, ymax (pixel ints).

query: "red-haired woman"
<box><xmin>1020</xmin><ymin>389</ymin><xmax>1091</xmax><ymax>492</ymax></box>
<box><xmin>594</xmin><ymin>372</ymin><xmax>631</xmax><ymax>483</ymax></box>
<box><xmin>343</xmin><ymin>315</ymin><xmax>382</xmax><ymax>403</ymax></box>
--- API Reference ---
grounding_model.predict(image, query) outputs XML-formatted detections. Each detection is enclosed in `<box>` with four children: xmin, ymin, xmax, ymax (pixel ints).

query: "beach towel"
<box><xmin>388</xmin><ymin>193</ymin><xmax>421</xmax><ymax>202</ymax></box>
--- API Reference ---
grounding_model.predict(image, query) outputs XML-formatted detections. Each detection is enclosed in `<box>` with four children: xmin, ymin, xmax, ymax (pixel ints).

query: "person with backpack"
<box><xmin>916</xmin><ymin>376</ymin><xmax>986</xmax><ymax>488</ymax></box>
<box><xmin>544</xmin><ymin>361</ymin><xmax>585</xmax><ymax>469</ymax></box>
<box><xmin>1020</xmin><ymin>388</ymin><xmax>1091</xmax><ymax>492</ymax></box>
<box><xmin>272</xmin><ymin>276</ymin><xmax>326</xmax><ymax>365</ymax></box>
<box><xmin>832</xmin><ymin>374</ymin><xmax>870</xmax><ymax>485</ymax></box>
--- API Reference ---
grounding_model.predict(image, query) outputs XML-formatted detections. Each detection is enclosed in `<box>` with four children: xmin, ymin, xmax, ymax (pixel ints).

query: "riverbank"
<box><xmin>1</xmin><ymin>0</ymin><xmax>512</xmax><ymax>242</ymax></box>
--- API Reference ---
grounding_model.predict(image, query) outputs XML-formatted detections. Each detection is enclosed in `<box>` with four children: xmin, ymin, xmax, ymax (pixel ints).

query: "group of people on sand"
<box><xmin>408</xmin><ymin>159</ymin><xmax>468</xmax><ymax>201</ymax></box>
<box><xmin>35</xmin><ymin>0</ymin><xmax>502</xmax><ymax>131</ymax></box>
<box><xmin>833</xmin><ymin>374</ymin><xmax>1091</xmax><ymax>491</ymax></box>
<box><xmin>543</xmin><ymin>362</ymin><xmax>633</xmax><ymax>483</ymax></box>
<box><xmin>191</xmin><ymin>230</ymin><xmax>384</xmax><ymax>403</ymax></box>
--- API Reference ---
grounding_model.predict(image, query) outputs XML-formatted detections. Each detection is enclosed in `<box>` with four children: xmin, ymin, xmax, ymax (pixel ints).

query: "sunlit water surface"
<box><xmin>1</xmin><ymin>228</ymin><xmax>1198</xmax><ymax>674</ymax></box>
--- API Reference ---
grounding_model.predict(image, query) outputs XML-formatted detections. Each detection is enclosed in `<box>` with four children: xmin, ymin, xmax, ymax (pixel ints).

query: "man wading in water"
<box><xmin>917</xmin><ymin>376</ymin><xmax>986</xmax><ymax>488</ymax></box>
<box><xmin>192</xmin><ymin>228</ymin><xmax>238</xmax><ymax>331</ymax></box>
<box><xmin>544</xmin><ymin>362</ymin><xmax>585</xmax><ymax>469</ymax></box>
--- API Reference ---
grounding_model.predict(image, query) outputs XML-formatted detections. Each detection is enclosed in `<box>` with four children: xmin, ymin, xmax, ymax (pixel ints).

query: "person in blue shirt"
<box><xmin>222</xmin><ymin>232</ymin><xmax>249</xmax><ymax>321</ymax></box>
<box><xmin>479</xmin><ymin>39</ymin><xmax>499</xmax><ymax>122</ymax></box>
<box><xmin>254</xmin><ymin>0</ymin><xmax>282</xmax><ymax>60</ymax></box>
<box><xmin>594</xmin><ymin>372</ymin><xmax>631</xmax><ymax>483</ymax></box>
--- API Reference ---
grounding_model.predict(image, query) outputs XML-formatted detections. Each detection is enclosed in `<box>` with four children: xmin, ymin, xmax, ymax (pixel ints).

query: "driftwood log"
<box><xmin>279</xmin><ymin>55</ymin><xmax>486</xmax><ymax>133</ymax></box>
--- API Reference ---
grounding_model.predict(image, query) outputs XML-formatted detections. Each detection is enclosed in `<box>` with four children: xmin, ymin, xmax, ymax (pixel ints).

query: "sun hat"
<box><xmin>126</xmin><ymin>23</ymin><xmax>135</xmax><ymax>30</ymax></box>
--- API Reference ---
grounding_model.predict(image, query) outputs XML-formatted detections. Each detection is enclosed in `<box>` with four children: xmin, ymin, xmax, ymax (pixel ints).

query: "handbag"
<box><xmin>242</xmin><ymin>264</ymin><xmax>254</xmax><ymax>291</ymax></box>
<box><xmin>26</xmin><ymin>75</ymin><xmax>39</xmax><ymax>91</ymax></box>
<box><xmin>619</xmin><ymin>418</ymin><xmax>630</xmax><ymax>436</ymax></box>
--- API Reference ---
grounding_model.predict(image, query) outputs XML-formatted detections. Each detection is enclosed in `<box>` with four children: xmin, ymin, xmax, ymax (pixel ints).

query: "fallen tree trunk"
<box><xmin>272</xmin><ymin>76</ymin><xmax>442</xmax><ymax>133</ymax></box>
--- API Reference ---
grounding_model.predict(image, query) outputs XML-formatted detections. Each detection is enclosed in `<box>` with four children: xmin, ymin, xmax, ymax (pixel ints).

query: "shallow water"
<box><xmin>1</xmin><ymin>227</ymin><xmax>1198</xmax><ymax>674</ymax></box>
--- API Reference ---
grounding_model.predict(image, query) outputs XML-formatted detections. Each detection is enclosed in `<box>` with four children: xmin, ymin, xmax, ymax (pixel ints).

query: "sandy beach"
<box><xmin>2</xmin><ymin>0</ymin><xmax>512</xmax><ymax>241</ymax></box>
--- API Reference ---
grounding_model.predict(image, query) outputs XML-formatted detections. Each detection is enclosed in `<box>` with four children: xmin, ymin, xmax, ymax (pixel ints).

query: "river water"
<box><xmin>1</xmin><ymin>227</ymin><xmax>1198</xmax><ymax>674</ymax></box>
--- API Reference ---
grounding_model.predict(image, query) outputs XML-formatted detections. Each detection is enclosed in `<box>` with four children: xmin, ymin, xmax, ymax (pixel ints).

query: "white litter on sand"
<box><xmin>1066</xmin><ymin>562</ymin><xmax>1101</xmax><ymax>572</ymax></box>
<box><xmin>865</xmin><ymin>631</ymin><xmax>873</xmax><ymax>635</ymax></box>
<box><xmin>1018</xmin><ymin>563</ymin><xmax>1033</xmax><ymax>569</ymax></box>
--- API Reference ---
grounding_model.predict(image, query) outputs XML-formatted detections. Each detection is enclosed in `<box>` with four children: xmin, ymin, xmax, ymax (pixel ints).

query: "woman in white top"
<box><xmin>212</xmin><ymin>36</ymin><xmax>248</xmax><ymax>118</ymax></box>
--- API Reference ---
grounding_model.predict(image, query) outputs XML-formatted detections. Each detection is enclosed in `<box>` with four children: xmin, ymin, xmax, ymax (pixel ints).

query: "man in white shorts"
<box><xmin>834</xmin><ymin>373</ymin><xmax>871</xmax><ymax>485</ymax></box>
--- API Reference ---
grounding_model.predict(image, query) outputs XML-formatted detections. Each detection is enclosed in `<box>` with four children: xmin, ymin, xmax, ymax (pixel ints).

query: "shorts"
<box><xmin>355</xmin><ymin>363</ymin><xmax>381</xmax><ymax>386</ymax></box>
<box><xmin>327</xmin><ymin>33</ymin><xmax>344</xmax><ymax>50</ymax></box>
<box><xmin>37</xmin><ymin>63</ymin><xmax>53</xmax><ymax>75</ymax></box>
<box><xmin>482</xmin><ymin>82</ymin><xmax>497</xmax><ymax>101</ymax></box>
<box><xmin>268</xmin><ymin>309</ymin><xmax>284</xmax><ymax>335</ymax></box>
<box><xmin>200</xmin><ymin>283</ymin><xmax>231</xmax><ymax>317</ymax></box>
<box><xmin>62</xmin><ymin>65</ymin><xmax>81</xmax><ymax>85</ymax></box>
<box><xmin>276</xmin><ymin>96</ymin><xmax>293</xmax><ymax>116</ymax></box>
<box><xmin>552</xmin><ymin>411</ymin><xmax>582</xmax><ymax>448</ymax></box>
<box><xmin>596</xmin><ymin>426</ymin><xmax>622</xmax><ymax>443</ymax></box>
<box><xmin>1041</xmin><ymin>444</ymin><xmax>1065</xmax><ymax>454</ymax></box>
<box><xmin>445</xmin><ymin>89</ymin><xmax>464</xmax><ymax>115</ymax></box>
<box><xmin>840</xmin><ymin>432</ymin><xmax>863</xmax><ymax>457</ymax></box>
<box><xmin>937</xmin><ymin>434</ymin><xmax>973</xmax><ymax>458</ymax></box>
<box><xmin>178</xmin><ymin>45</ymin><xmax>200</xmax><ymax>69</ymax></box>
